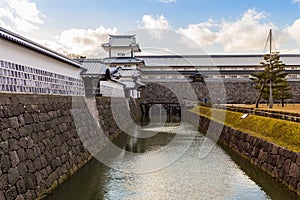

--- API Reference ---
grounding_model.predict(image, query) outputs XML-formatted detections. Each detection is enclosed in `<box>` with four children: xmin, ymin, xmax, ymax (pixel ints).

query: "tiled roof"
<box><xmin>137</xmin><ymin>54</ymin><xmax>300</xmax><ymax>67</ymax></box>
<box><xmin>79</xmin><ymin>59</ymin><xmax>107</xmax><ymax>75</ymax></box>
<box><xmin>102</xmin><ymin>35</ymin><xmax>141</xmax><ymax>52</ymax></box>
<box><xmin>0</xmin><ymin>26</ymin><xmax>82</xmax><ymax>68</ymax></box>
<box><xmin>103</xmin><ymin>35</ymin><xmax>137</xmax><ymax>46</ymax></box>
<box><xmin>80</xmin><ymin>58</ymin><xmax>143</xmax><ymax>75</ymax></box>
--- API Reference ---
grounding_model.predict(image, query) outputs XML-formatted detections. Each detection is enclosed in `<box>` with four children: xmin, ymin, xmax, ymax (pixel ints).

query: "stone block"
<box><xmin>0</xmin><ymin>141</ymin><xmax>9</xmax><ymax>154</ymax></box>
<box><xmin>45</xmin><ymin>166</ymin><xmax>52</xmax><ymax>176</ymax></box>
<box><xmin>18</xmin><ymin>138</ymin><xmax>27</xmax><ymax>149</ymax></box>
<box><xmin>23</xmin><ymin>114</ymin><xmax>33</xmax><ymax>124</ymax></box>
<box><xmin>5</xmin><ymin>186</ymin><xmax>17</xmax><ymax>200</ymax></box>
<box><xmin>289</xmin><ymin>162</ymin><xmax>300</xmax><ymax>178</ymax></box>
<box><xmin>17</xmin><ymin>162</ymin><xmax>27</xmax><ymax>177</ymax></box>
<box><xmin>25</xmin><ymin>173</ymin><xmax>37</xmax><ymax>190</ymax></box>
<box><xmin>26</xmin><ymin>149</ymin><xmax>35</xmax><ymax>161</ymax></box>
<box><xmin>1</xmin><ymin>130</ymin><xmax>11</xmax><ymax>141</ymax></box>
<box><xmin>9</xmin><ymin>151</ymin><xmax>20</xmax><ymax>167</ymax></box>
<box><xmin>15</xmin><ymin>195</ymin><xmax>25</xmax><ymax>200</ymax></box>
<box><xmin>46</xmin><ymin>171</ymin><xmax>58</xmax><ymax>187</ymax></box>
<box><xmin>33</xmin><ymin>145</ymin><xmax>41</xmax><ymax>157</ymax></box>
<box><xmin>27</xmin><ymin>138</ymin><xmax>34</xmax><ymax>149</ymax></box>
<box><xmin>35</xmin><ymin>171</ymin><xmax>43</xmax><ymax>185</ymax></box>
<box><xmin>37</xmin><ymin>142</ymin><xmax>46</xmax><ymax>153</ymax></box>
<box><xmin>51</xmin><ymin>157</ymin><xmax>62</xmax><ymax>170</ymax></box>
<box><xmin>1</xmin><ymin>155</ymin><xmax>11</xmax><ymax>173</ymax></box>
<box><xmin>39</xmin><ymin>155</ymin><xmax>47</xmax><ymax>169</ymax></box>
<box><xmin>16</xmin><ymin>178</ymin><xmax>27</xmax><ymax>194</ymax></box>
<box><xmin>1</xmin><ymin>119</ymin><xmax>10</xmax><ymax>130</ymax></box>
<box><xmin>33</xmin><ymin>157</ymin><xmax>43</xmax><ymax>171</ymax></box>
<box><xmin>24</xmin><ymin>190</ymin><xmax>36</xmax><ymax>200</ymax></box>
<box><xmin>257</xmin><ymin>150</ymin><xmax>267</xmax><ymax>162</ymax></box>
<box><xmin>283</xmin><ymin>159</ymin><xmax>292</xmax><ymax>175</ymax></box>
<box><xmin>8</xmin><ymin>117</ymin><xmax>19</xmax><ymax>129</ymax></box>
<box><xmin>10</xmin><ymin>129</ymin><xmax>20</xmax><ymax>141</ymax></box>
<box><xmin>32</xmin><ymin>113</ymin><xmax>40</xmax><ymax>123</ymax></box>
<box><xmin>0</xmin><ymin>174</ymin><xmax>8</xmax><ymax>190</ymax></box>
<box><xmin>8</xmin><ymin>139</ymin><xmax>18</xmax><ymax>150</ymax></box>
<box><xmin>297</xmin><ymin>156</ymin><xmax>300</xmax><ymax>166</ymax></box>
<box><xmin>7</xmin><ymin>168</ymin><xmax>19</xmax><ymax>186</ymax></box>
<box><xmin>19</xmin><ymin>127</ymin><xmax>27</xmax><ymax>137</ymax></box>
<box><xmin>24</xmin><ymin>161</ymin><xmax>35</xmax><ymax>173</ymax></box>
<box><xmin>18</xmin><ymin>115</ymin><xmax>25</xmax><ymax>126</ymax></box>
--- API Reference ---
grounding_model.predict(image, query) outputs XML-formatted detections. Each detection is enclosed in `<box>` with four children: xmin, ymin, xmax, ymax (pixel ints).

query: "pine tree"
<box><xmin>274</xmin><ymin>80</ymin><xmax>293</xmax><ymax>107</ymax></box>
<box><xmin>251</xmin><ymin>52</ymin><xmax>292</xmax><ymax>108</ymax></box>
<box><xmin>263</xmin><ymin>52</ymin><xmax>292</xmax><ymax>107</ymax></box>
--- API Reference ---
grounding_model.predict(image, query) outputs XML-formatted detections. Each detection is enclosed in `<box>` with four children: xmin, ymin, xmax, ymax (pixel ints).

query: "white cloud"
<box><xmin>141</xmin><ymin>15</ymin><xmax>171</xmax><ymax>38</ymax></box>
<box><xmin>0</xmin><ymin>0</ymin><xmax>43</xmax><ymax>32</ymax></box>
<box><xmin>40</xmin><ymin>26</ymin><xmax>118</xmax><ymax>57</ymax></box>
<box><xmin>142</xmin><ymin>15</ymin><xmax>171</xmax><ymax>30</ymax></box>
<box><xmin>177</xmin><ymin>19</ymin><xmax>217</xmax><ymax>48</ymax></box>
<box><xmin>292</xmin><ymin>0</ymin><xmax>300</xmax><ymax>3</ymax></box>
<box><xmin>158</xmin><ymin>0</ymin><xmax>176</xmax><ymax>3</ymax></box>
<box><xmin>286</xmin><ymin>18</ymin><xmax>300</xmax><ymax>47</ymax></box>
<box><xmin>216</xmin><ymin>9</ymin><xmax>276</xmax><ymax>52</ymax></box>
<box><xmin>177</xmin><ymin>9</ymin><xmax>285</xmax><ymax>53</ymax></box>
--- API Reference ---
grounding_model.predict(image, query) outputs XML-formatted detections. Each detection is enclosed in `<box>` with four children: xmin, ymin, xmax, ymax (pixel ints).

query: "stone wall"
<box><xmin>0</xmin><ymin>94</ymin><xmax>141</xmax><ymax>200</ymax></box>
<box><xmin>187</xmin><ymin>111</ymin><xmax>300</xmax><ymax>195</ymax></box>
<box><xmin>141</xmin><ymin>81</ymin><xmax>300</xmax><ymax>104</ymax></box>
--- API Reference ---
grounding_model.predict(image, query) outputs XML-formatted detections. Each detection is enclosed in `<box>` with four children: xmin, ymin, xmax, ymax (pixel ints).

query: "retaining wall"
<box><xmin>187</xmin><ymin>111</ymin><xmax>300</xmax><ymax>195</ymax></box>
<box><xmin>141</xmin><ymin>82</ymin><xmax>300</xmax><ymax>104</ymax></box>
<box><xmin>0</xmin><ymin>93</ymin><xmax>141</xmax><ymax>200</ymax></box>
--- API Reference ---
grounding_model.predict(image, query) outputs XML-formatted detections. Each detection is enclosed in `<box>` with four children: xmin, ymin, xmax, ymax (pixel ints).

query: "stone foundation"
<box><xmin>141</xmin><ymin>81</ymin><xmax>300</xmax><ymax>104</ymax></box>
<box><xmin>0</xmin><ymin>93</ymin><xmax>141</xmax><ymax>200</ymax></box>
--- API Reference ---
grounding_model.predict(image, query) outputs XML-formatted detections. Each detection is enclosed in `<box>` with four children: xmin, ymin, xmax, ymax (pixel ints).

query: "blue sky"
<box><xmin>1</xmin><ymin>0</ymin><xmax>300</xmax><ymax>56</ymax></box>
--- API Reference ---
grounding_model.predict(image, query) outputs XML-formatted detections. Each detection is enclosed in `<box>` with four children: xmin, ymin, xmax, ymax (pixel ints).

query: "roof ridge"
<box><xmin>0</xmin><ymin>26</ymin><xmax>82</xmax><ymax>68</ymax></box>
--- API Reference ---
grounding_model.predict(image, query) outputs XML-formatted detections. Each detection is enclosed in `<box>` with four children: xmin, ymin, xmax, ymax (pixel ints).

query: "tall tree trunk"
<box><xmin>281</xmin><ymin>97</ymin><xmax>284</xmax><ymax>107</ymax></box>
<box><xmin>255</xmin><ymin>85</ymin><xmax>265</xmax><ymax>108</ymax></box>
<box><xmin>255</xmin><ymin>91</ymin><xmax>263</xmax><ymax>108</ymax></box>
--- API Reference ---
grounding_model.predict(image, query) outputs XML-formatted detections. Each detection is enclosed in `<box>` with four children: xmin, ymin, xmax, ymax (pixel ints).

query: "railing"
<box><xmin>218</xmin><ymin>105</ymin><xmax>300</xmax><ymax>123</ymax></box>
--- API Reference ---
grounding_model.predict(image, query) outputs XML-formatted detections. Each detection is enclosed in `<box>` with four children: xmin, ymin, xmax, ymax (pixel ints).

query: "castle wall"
<box><xmin>0</xmin><ymin>94</ymin><xmax>141</xmax><ymax>200</ymax></box>
<box><xmin>140</xmin><ymin>81</ymin><xmax>300</xmax><ymax>104</ymax></box>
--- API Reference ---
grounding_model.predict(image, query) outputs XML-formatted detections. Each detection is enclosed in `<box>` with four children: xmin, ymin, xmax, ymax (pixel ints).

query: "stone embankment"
<box><xmin>0</xmin><ymin>94</ymin><xmax>141</xmax><ymax>200</ymax></box>
<box><xmin>141</xmin><ymin>81</ymin><xmax>300</xmax><ymax>104</ymax></box>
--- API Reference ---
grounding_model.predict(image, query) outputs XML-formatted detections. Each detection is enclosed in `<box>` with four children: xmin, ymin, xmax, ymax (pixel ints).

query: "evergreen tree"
<box><xmin>251</xmin><ymin>52</ymin><xmax>292</xmax><ymax>108</ymax></box>
<box><xmin>274</xmin><ymin>80</ymin><xmax>293</xmax><ymax>107</ymax></box>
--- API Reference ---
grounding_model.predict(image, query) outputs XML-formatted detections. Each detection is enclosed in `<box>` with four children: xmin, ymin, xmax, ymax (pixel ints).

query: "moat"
<box><xmin>45</xmin><ymin>120</ymin><xmax>298</xmax><ymax>200</ymax></box>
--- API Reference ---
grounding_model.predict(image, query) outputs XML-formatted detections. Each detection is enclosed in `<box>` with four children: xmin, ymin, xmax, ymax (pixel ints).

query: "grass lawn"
<box><xmin>227</xmin><ymin>104</ymin><xmax>300</xmax><ymax>114</ymax></box>
<box><xmin>190</xmin><ymin>106</ymin><xmax>300</xmax><ymax>152</ymax></box>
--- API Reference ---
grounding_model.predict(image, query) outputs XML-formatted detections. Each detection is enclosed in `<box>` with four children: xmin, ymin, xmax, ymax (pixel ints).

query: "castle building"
<box><xmin>138</xmin><ymin>54</ymin><xmax>300</xmax><ymax>83</ymax></box>
<box><xmin>1</xmin><ymin>27</ymin><xmax>300</xmax><ymax>103</ymax></box>
<box><xmin>80</xmin><ymin>35</ymin><xmax>145</xmax><ymax>98</ymax></box>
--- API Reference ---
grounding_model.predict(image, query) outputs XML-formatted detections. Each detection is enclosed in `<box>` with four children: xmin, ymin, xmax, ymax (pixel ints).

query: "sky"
<box><xmin>1</xmin><ymin>0</ymin><xmax>300</xmax><ymax>57</ymax></box>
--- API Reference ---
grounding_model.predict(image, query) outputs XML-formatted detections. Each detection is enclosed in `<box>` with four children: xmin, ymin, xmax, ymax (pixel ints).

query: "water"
<box><xmin>46</xmin><ymin>121</ymin><xmax>299</xmax><ymax>200</ymax></box>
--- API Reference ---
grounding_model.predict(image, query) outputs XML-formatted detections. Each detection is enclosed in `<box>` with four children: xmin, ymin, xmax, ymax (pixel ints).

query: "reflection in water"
<box><xmin>46</xmin><ymin>122</ymin><xmax>298</xmax><ymax>200</ymax></box>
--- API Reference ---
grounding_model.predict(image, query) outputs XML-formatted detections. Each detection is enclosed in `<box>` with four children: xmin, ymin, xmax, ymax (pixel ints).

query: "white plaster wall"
<box><xmin>0</xmin><ymin>38</ymin><xmax>82</xmax><ymax>79</ymax></box>
<box><xmin>111</xmin><ymin>48</ymin><xmax>131</xmax><ymax>57</ymax></box>
<box><xmin>100</xmin><ymin>81</ymin><xmax>125</xmax><ymax>97</ymax></box>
